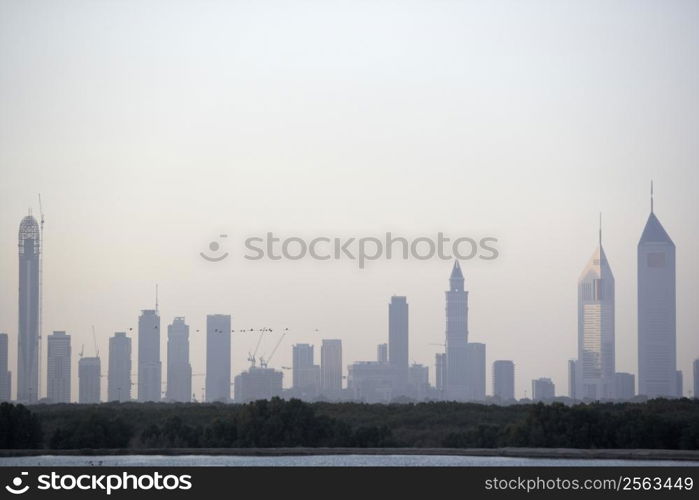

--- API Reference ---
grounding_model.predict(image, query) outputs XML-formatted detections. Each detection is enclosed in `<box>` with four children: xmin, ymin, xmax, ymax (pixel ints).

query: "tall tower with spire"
<box><xmin>576</xmin><ymin>215</ymin><xmax>615</xmax><ymax>400</ymax></box>
<box><xmin>638</xmin><ymin>183</ymin><xmax>676</xmax><ymax>397</ymax></box>
<box><xmin>17</xmin><ymin>213</ymin><xmax>41</xmax><ymax>402</ymax></box>
<box><xmin>445</xmin><ymin>260</ymin><xmax>469</xmax><ymax>401</ymax></box>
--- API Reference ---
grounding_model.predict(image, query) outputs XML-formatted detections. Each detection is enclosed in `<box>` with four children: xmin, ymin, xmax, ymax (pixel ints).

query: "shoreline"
<box><xmin>2</xmin><ymin>448</ymin><xmax>698</xmax><ymax>462</ymax></box>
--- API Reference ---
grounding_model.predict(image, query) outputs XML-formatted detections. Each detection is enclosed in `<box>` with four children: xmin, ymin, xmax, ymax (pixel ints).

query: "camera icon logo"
<box><xmin>5</xmin><ymin>472</ymin><xmax>29</xmax><ymax>495</ymax></box>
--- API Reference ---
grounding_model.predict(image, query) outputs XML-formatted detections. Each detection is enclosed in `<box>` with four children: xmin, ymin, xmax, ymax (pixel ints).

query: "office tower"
<box><xmin>46</xmin><ymin>331</ymin><xmax>71</xmax><ymax>403</ymax></box>
<box><xmin>532</xmin><ymin>378</ymin><xmax>555</xmax><ymax>401</ymax></box>
<box><xmin>638</xmin><ymin>186</ymin><xmax>676</xmax><ymax>397</ymax></box>
<box><xmin>166</xmin><ymin>317</ymin><xmax>192</xmax><ymax>402</ymax></box>
<box><xmin>138</xmin><ymin>309</ymin><xmax>161</xmax><ymax>402</ymax></box>
<box><xmin>347</xmin><ymin>361</ymin><xmax>397</xmax><ymax>403</ymax></box>
<box><xmin>445</xmin><ymin>260</ymin><xmax>469</xmax><ymax>401</ymax></box>
<box><xmin>408</xmin><ymin>363</ymin><xmax>429</xmax><ymax>400</ymax></box>
<box><xmin>568</xmin><ymin>359</ymin><xmax>577</xmax><ymax>400</ymax></box>
<box><xmin>78</xmin><ymin>356</ymin><xmax>101</xmax><ymax>404</ymax></box>
<box><xmin>614</xmin><ymin>373</ymin><xmax>636</xmax><ymax>400</ymax></box>
<box><xmin>0</xmin><ymin>333</ymin><xmax>11</xmax><ymax>401</ymax></box>
<box><xmin>377</xmin><ymin>343</ymin><xmax>388</xmax><ymax>363</ymax></box>
<box><xmin>233</xmin><ymin>366</ymin><xmax>283</xmax><ymax>403</ymax></box>
<box><xmin>577</xmin><ymin>221</ymin><xmax>615</xmax><ymax>400</ymax></box>
<box><xmin>320</xmin><ymin>339</ymin><xmax>342</xmax><ymax>397</ymax></box>
<box><xmin>676</xmin><ymin>371</ymin><xmax>683</xmax><ymax>398</ymax></box>
<box><xmin>108</xmin><ymin>332</ymin><xmax>131</xmax><ymax>402</ymax></box>
<box><xmin>694</xmin><ymin>360</ymin><xmax>699</xmax><ymax>399</ymax></box>
<box><xmin>389</xmin><ymin>296</ymin><xmax>409</xmax><ymax>395</ymax></box>
<box><xmin>292</xmin><ymin>344</ymin><xmax>319</xmax><ymax>397</ymax></box>
<box><xmin>435</xmin><ymin>352</ymin><xmax>446</xmax><ymax>395</ymax></box>
<box><xmin>206</xmin><ymin>314</ymin><xmax>231</xmax><ymax>402</ymax></box>
<box><xmin>18</xmin><ymin>214</ymin><xmax>41</xmax><ymax>402</ymax></box>
<box><xmin>493</xmin><ymin>360</ymin><xmax>515</xmax><ymax>401</ymax></box>
<box><xmin>465</xmin><ymin>342</ymin><xmax>486</xmax><ymax>401</ymax></box>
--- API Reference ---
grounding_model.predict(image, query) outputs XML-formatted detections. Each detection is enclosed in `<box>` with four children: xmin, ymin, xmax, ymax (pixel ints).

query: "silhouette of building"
<box><xmin>166</xmin><ymin>317</ymin><xmax>192</xmax><ymax>402</ymax></box>
<box><xmin>676</xmin><ymin>370</ymin><xmax>683</xmax><ymax>398</ymax></box>
<box><xmin>408</xmin><ymin>363</ymin><xmax>429</xmax><ymax>400</ymax></box>
<box><xmin>79</xmin><ymin>356</ymin><xmax>101</xmax><ymax>404</ymax></box>
<box><xmin>18</xmin><ymin>214</ymin><xmax>41</xmax><ymax>403</ymax></box>
<box><xmin>493</xmin><ymin>360</ymin><xmax>515</xmax><ymax>401</ymax></box>
<box><xmin>377</xmin><ymin>343</ymin><xmax>388</xmax><ymax>363</ymax></box>
<box><xmin>138</xmin><ymin>309</ymin><xmax>161</xmax><ymax>402</ymax></box>
<box><xmin>0</xmin><ymin>333</ymin><xmax>11</xmax><ymax>402</ymax></box>
<box><xmin>577</xmin><ymin>222</ymin><xmax>615</xmax><ymax>400</ymax></box>
<box><xmin>46</xmin><ymin>331</ymin><xmax>71</xmax><ymax>403</ymax></box>
<box><xmin>532</xmin><ymin>378</ymin><xmax>555</xmax><ymax>401</ymax></box>
<box><xmin>568</xmin><ymin>359</ymin><xmax>577</xmax><ymax>399</ymax></box>
<box><xmin>638</xmin><ymin>186</ymin><xmax>676</xmax><ymax>397</ymax></box>
<box><xmin>292</xmin><ymin>344</ymin><xmax>319</xmax><ymax>398</ymax></box>
<box><xmin>347</xmin><ymin>361</ymin><xmax>396</xmax><ymax>403</ymax></box>
<box><xmin>108</xmin><ymin>332</ymin><xmax>131</xmax><ymax>402</ymax></box>
<box><xmin>694</xmin><ymin>360</ymin><xmax>699</xmax><ymax>399</ymax></box>
<box><xmin>320</xmin><ymin>339</ymin><xmax>342</xmax><ymax>397</ymax></box>
<box><xmin>389</xmin><ymin>296</ymin><xmax>409</xmax><ymax>396</ymax></box>
<box><xmin>445</xmin><ymin>261</ymin><xmax>469</xmax><ymax>401</ymax></box>
<box><xmin>614</xmin><ymin>372</ymin><xmax>635</xmax><ymax>400</ymax></box>
<box><xmin>206</xmin><ymin>314</ymin><xmax>231</xmax><ymax>402</ymax></box>
<box><xmin>435</xmin><ymin>352</ymin><xmax>446</xmax><ymax>396</ymax></box>
<box><xmin>234</xmin><ymin>366</ymin><xmax>283</xmax><ymax>403</ymax></box>
<box><xmin>465</xmin><ymin>342</ymin><xmax>486</xmax><ymax>401</ymax></box>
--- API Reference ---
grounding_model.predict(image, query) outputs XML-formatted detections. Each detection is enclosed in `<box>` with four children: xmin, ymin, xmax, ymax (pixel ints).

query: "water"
<box><xmin>1</xmin><ymin>455</ymin><xmax>698</xmax><ymax>467</ymax></box>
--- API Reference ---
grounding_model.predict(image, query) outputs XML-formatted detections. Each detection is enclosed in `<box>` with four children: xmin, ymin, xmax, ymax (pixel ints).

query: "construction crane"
<box><xmin>79</xmin><ymin>344</ymin><xmax>84</xmax><ymax>359</ymax></box>
<box><xmin>91</xmin><ymin>325</ymin><xmax>99</xmax><ymax>357</ymax></box>
<box><xmin>259</xmin><ymin>330</ymin><xmax>286</xmax><ymax>368</ymax></box>
<box><xmin>247</xmin><ymin>328</ymin><xmax>268</xmax><ymax>368</ymax></box>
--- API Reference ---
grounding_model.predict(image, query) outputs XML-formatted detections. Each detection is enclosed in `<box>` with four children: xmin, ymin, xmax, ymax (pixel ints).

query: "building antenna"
<box><xmin>155</xmin><ymin>284</ymin><xmax>159</xmax><ymax>313</ymax></box>
<box><xmin>650</xmin><ymin>180</ymin><xmax>654</xmax><ymax>214</ymax></box>
<box><xmin>37</xmin><ymin>193</ymin><xmax>45</xmax><ymax>400</ymax></box>
<box><xmin>599</xmin><ymin>212</ymin><xmax>602</xmax><ymax>247</ymax></box>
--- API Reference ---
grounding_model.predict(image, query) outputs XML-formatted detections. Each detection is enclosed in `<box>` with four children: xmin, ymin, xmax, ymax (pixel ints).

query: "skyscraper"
<box><xmin>445</xmin><ymin>260</ymin><xmax>469</xmax><ymax>401</ymax></box>
<box><xmin>292</xmin><ymin>343</ymin><xmax>319</xmax><ymax>397</ymax></box>
<box><xmin>138</xmin><ymin>309</ymin><xmax>161</xmax><ymax>402</ymax></box>
<box><xmin>577</xmin><ymin>221</ymin><xmax>615</xmax><ymax>400</ymax></box>
<box><xmin>18</xmin><ymin>214</ymin><xmax>41</xmax><ymax>402</ymax></box>
<box><xmin>435</xmin><ymin>352</ymin><xmax>446</xmax><ymax>396</ymax></box>
<box><xmin>693</xmin><ymin>360</ymin><xmax>699</xmax><ymax>399</ymax></box>
<box><xmin>78</xmin><ymin>356</ymin><xmax>101</xmax><ymax>404</ymax></box>
<box><xmin>493</xmin><ymin>360</ymin><xmax>515</xmax><ymax>401</ymax></box>
<box><xmin>46</xmin><ymin>331</ymin><xmax>71</xmax><ymax>403</ymax></box>
<box><xmin>206</xmin><ymin>314</ymin><xmax>231</xmax><ymax>402</ymax></box>
<box><xmin>638</xmin><ymin>186</ymin><xmax>676</xmax><ymax>398</ymax></box>
<box><xmin>166</xmin><ymin>317</ymin><xmax>192</xmax><ymax>402</ymax></box>
<box><xmin>108</xmin><ymin>332</ymin><xmax>131</xmax><ymax>402</ymax></box>
<box><xmin>388</xmin><ymin>296</ymin><xmax>409</xmax><ymax>395</ymax></box>
<box><xmin>465</xmin><ymin>342</ymin><xmax>486</xmax><ymax>401</ymax></box>
<box><xmin>532</xmin><ymin>378</ymin><xmax>555</xmax><ymax>401</ymax></box>
<box><xmin>320</xmin><ymin>339</ymin><xmax>342</xmax><ymax>397</ymax></box>
<box><xmin>0</xmin><ymin>333</ymin><xmax>11</xmax><ymax>402</ymax></box>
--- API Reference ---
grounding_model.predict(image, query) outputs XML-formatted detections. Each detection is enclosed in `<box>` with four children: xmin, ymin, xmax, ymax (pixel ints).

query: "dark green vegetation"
<box><xmin>2</xmin><ymin>398</ymin><xmax>698</xmax><ymax>450</ymax></box>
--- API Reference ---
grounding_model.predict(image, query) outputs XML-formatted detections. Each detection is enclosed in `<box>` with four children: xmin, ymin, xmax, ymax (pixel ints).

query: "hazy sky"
<box><xmin>1</xmin><ymin>0</ymin><xmax>698</xmax><ymax>401</ymax></box>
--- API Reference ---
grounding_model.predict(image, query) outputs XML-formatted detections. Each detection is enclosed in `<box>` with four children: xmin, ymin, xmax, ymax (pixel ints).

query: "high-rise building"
<box><xmin>347</xmin><ymin>361</ymin><xmax>396</xmax><ymax>403</ymax></box>
<box><xmin>465</xmin><ymin>342</ymin><xmax>486</xmax><ymax>401</ymax></box>
<box><xmin>676</xmin><ymin>370</ymin><xmax>683</xmax><ymax>398</ymax></box>
<box><xmin>532</xmin><ymin>378</ymin><xmax>555</xmax><ymax>401</ymax></box>
<box><xmin>46</xmin><ymin>331</ymin><xmax>71</xmax><ymax>403</ymax></box>
<box><xmin>445</xmin><ymin>260</ymin><xmax>469</xmax><ymax>401</ymax></box>
<box><xmin>693</xmin><ymin>360</ymin><xmax>699</xmax><ymax>399</ymax></box>
<box><xmin>138</xmin><ymin>309</ymin><xmax>161</xmax><ymax>402</ymax></box>
<box><xmin>408</xmin><ymin>363</ymin><xmax>429</xmax><ymax>400</ymax></box>
<box><xmin>206</xmin><ymin>314</ymin><xmax>231</xmax><ymax>402</ymax></box>
<box><xmin>638</xmin><ymin>186</ymin><xmax>676</xmax><ymax>398</ymax></box>
<box><xmin>493</xmin><ymin>360</ymin><xmax>515</xmax><ymax>401</ymax></box>
<box><xmin>320</xmin><ymin>339</ymin><xmax>342</xmax><ymax>397</ymax></box>
<box><xmin>568</xmin><ymin>359</ymin><xmax>577</xmax><ymax>399</ymax></box>
<box><xmin>435</xmin><ymin>352</ymin><xmax>446</xmax><ymax>396</ymax></box>
<box><xmin>18</xmin><ymin>214</ymin><xmax>41</xmax><ymax>403</ymax></box>
<box><xmin>108</xmin><ymin>332</ymin><xmax>131</xmax><ymax>402</ymax></box>
<box><xmin>78</xmin><ymin>356</ymin><xmax>101</xmax><ymax>404</ymax></box>
<box><xmin>234</xmin><ymin>366</ymin><xmax>283</xmax><ymax>403</ymax></box>
<box><xmin>166</xmin><ymin>317</ymin><xmax>192</xmax><ymax>402</ymax></box>
<box><xmin>577</xmin><ymin>223</ymin><xmax>615</xmax><ymax>400</ymax></box>
<box><xmin>614</xmin><ymin>372</ymin><xmax>635</xmax><ymax>400</ymax></box>
<box><xmin>377</xmin><ymin>343</ymin><xmax>388</xmax><ymax>363</ymax></box>
<box><xmin>389</xmin><ymin>296</ymin><xmax>409</xmax><ymax>395</ymax></box>
<box><xmin>0</xmin><ymin>333</ymin><xmax>11</xmax><ymax>402</ymax></box>
<box><xmin>292</xmin><ymin>344</ymin><xmax>319</xmax><ymax>397</ymax></box>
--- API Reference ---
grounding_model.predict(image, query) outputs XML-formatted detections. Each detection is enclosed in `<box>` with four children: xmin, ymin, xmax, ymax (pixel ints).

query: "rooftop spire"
<box><xmin>599</xmin><ymin>212</ymin><xmax>602</xmax><ymax>248</ymax></box>
<box><xmin>155</xmin><ymin>284</ymin><xmax>159</xmax><ymax>313</ymax></box>
<box><xmin>651</xmin><ymin>180</ymin><xmax>654</xmax><ymax>214</ymax></box>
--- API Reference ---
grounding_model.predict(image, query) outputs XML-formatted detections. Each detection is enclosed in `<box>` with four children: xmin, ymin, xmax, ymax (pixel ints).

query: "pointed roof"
<box><xmin>578</xmin><ymin>244</ymin><xmax>614</xmax><ymax>283</ymax></box>
<box><xmin>640</xmin><ymin>212</ymin><xmax>673</xmax><ymax>245</ymax></box>
<box><xmin>450</xmin><ymin>260</ymin><xmax>463</xmax><ymax>280</ymax></box>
